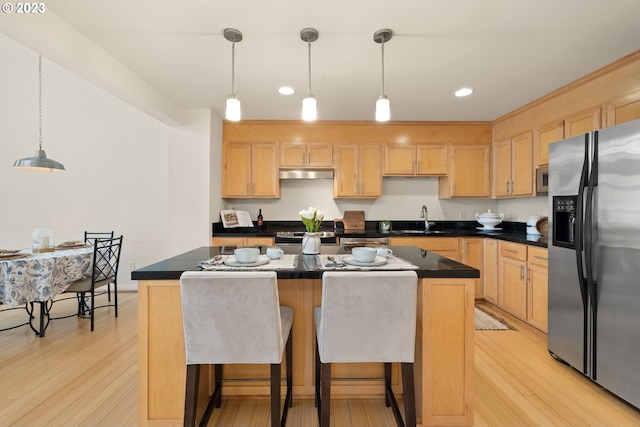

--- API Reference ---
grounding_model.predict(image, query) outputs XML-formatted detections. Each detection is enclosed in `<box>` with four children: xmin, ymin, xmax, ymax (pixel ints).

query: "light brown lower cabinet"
<box><xmin>388</xmin><ymin>236</ymin><xmax>461</xmax><ymax>262</ymax></box>
<box><xmin>527</xmin><ymin>246</ymin><xmax>549</xmax><ymax>332</ymax></box>
<box><xmin>497</xmin><ymin>241</ymin><xmax>548</xmax><ymax>332</ymax></box>
<box><xmin>461</xmin><ymin>237</ymin><xmax>483</xmax><ymax>298</ymax></box>
<box><xmin>211</xmin><ymin>236</ymin><xmax>274</xmax><ymax>247</ymax></box>
<box><xmin>482</xmin><ymin>239</ymin><xmax>498</xmax><ymax>304</ymax></box>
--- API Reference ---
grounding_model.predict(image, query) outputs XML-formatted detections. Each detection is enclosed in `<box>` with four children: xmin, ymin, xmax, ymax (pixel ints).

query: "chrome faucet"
<box><xmin>420</xmin><ymin>205</ymin><xmax>431</xmax><ymax>231</ymax></box>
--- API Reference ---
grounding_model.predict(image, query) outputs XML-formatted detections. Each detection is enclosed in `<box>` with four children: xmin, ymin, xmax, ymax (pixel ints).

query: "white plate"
<box><xmin>342</xmin><ymin>255</ymin><xmax>387</xmax><ymax>267</ymax></box>
<box><xmin>223</xmin><ymin>255</ymin><xmax>271</xmax><ymax>267</ymax></box>
<box><xmin>477</xmin><ymin>227</ymin><xmax>502</xmax><ymax>232</ymax></box>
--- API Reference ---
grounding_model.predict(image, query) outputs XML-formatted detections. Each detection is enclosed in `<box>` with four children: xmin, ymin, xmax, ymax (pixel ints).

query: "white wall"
<box><xmin>0</xmin><ymin>34</ymin><xmax>212</xmax><ymax>286</ymax></box>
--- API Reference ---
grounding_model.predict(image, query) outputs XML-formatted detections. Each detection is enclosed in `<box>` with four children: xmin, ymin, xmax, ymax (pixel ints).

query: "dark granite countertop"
<box><xmin>212</xmin><ymin>220</ymin><xmax>548</xmax><ymax>248</ymax></box>
<box><xmin>131</xmin><ymin>245</ymin><xmax>479</xmax><ymax>281</ymax></box>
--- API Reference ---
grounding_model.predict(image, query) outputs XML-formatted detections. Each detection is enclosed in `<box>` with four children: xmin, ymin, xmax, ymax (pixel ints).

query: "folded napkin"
<box><xmin>199</xmin><ymin>254</ymin><xmax>298</xmax><ymax>271</ymax></box>
<box><xmin>319</xmin><ymin>254</ymin><xmax>419</xmax><ymax>270</ymax></box>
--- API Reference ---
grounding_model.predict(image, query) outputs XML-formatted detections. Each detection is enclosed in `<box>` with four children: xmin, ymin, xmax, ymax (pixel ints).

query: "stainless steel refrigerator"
<box><xmin>548</xmin><ymin>118</ymin><xmax>640</xmax><ymax>409</ymax></box>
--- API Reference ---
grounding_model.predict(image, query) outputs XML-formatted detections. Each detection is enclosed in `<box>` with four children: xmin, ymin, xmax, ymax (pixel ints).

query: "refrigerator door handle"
<box><xmin>575</xmin><ymin>133</ymin><xmax>589</xmax><ymax>304</ymax></box>
<box><xmin>585</xmin><ymin>130</ymin><xmax>599</xmax><ymax>379</ymax></box>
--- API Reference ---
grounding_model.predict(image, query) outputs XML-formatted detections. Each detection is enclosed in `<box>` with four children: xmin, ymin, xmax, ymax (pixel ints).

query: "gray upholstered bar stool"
<box><xmin>180</xmin><ymin>271</ymin><xmax>293</xmax><ymax>427</ymax></box>
<box><xmin>314</xmin><ymin>271</ymin><xmax>418</xmax><ymax>427</ymax></box>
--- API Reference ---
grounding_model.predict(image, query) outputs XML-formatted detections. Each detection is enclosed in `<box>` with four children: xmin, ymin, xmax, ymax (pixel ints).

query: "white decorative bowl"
<box><xmin>475</xmin><ymin>209</ymin><xmax>504</xmax><ymax>229</ymax></box>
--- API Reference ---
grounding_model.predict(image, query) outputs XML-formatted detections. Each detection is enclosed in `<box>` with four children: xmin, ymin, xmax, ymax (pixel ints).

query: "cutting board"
<box><xmin>334</xmin><ymin>210</ymin><xmax>365</xmax><ymax>231</ymax></box>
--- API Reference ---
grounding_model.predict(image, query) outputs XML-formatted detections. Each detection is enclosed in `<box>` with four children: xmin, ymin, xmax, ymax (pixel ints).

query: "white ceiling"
<box><xmin>25</xmin><ymin>0</ymin><xmax>640</xmax><ymax>122</ymax></box>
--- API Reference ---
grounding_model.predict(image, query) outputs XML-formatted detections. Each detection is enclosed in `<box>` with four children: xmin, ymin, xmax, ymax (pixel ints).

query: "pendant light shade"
<box><xmin>224</xmin><ymin>28</ymin><xmax>242</xmax><ymax>122</ymax></box>
<box><xmin>374</xmin><ymin>29</ymin><xmax>393</xmax><ymax>122</ymax></box>
<box><xmin>13</xmin><ymin>55</ymin><xmax>65</xmax><ymax>172</ymax></box>
<box><xmin>302</xmin><ymin>96</ymin><xmax>317</xmax><ymax>121</ymax></box>
<box><xmin>300</xmin><ymin>28</ymin><xmax>318</xmax><ymax>121</ymax></box>
<box><xmin>376</xmin><ymin>96</ymin><xmax>390</xmax><ymax>122</ymax></box>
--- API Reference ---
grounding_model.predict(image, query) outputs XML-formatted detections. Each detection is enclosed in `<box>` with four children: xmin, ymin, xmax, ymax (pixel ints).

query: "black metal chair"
<box><xmin>84</xmin><ymin>231</ymin><xmax>114</xmax><ymax>301</ymax></box>
<box><xmin>64</xmin><ymin>236</ymin><xmax>123</xmax><ymax>331</ymax></box>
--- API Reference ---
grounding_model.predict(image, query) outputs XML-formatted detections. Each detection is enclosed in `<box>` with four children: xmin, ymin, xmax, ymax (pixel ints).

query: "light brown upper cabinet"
<box><xmin>564</xmin><ymin>107</ymin><xmax>602</xmax><ymax>137</ymax></box>
<box><xmin>607</xmin><ymin>90</ymin><xmax>640</xmax><ymax>126</ymax></box>
<box><xmin>334</xmin><ymin>144</ymin><xmax>383</xmax><ymax>198</ymax></box>
<box><xmin>384</xmin><ymin>144</ymin><xmax>448</xmax><ymax>176</ymax></box>
<box><xmin>494</xmin><ymin>131</ymin><xmax>533</xmax><ymax>197</ymax></box>
<box><xmin>438</xmin><ymin>145</ymin><xmax>491</xmax><ymax>198</ymax></box>
<box><xmin>279</xmin><ymin>142</ymin><xmax>333</xmax><ymax>168</ymax></box>
<box><xmin>533</xmin><ymin>121</ymin><xmax>564</xmax><ymax>167</ymax></box>
<box><xmin>222</xmin><ymin>142</ymin><xmax>280</xmax><ymax>198</ymax></box>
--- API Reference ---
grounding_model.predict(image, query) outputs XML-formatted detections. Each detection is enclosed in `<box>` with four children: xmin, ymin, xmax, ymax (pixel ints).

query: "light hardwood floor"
<box><xmin>1</xmin><ymin>294</ymin><xmax>639</xmax><ymax>426</ymax></box>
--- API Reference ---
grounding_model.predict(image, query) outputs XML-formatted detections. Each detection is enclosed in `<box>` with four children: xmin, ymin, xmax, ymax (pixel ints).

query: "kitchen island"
<box><xmin>133</xmin><ymin>245</ymin><xmax>479</xmax><ymax>427</ymax></box>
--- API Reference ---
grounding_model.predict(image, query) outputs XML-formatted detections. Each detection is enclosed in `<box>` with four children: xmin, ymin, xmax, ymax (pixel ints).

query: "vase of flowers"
<box><xmin>299</xmin><ymin>206</ymin><xmax>324</xmax><ymax>254</ymax></box>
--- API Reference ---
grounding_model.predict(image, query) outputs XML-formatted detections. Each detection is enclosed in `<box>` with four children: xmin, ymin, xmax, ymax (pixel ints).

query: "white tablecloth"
<box><xmin>0</xmin><ymin>246</ymin><xmax>93</xmax><ymax>307</ymax></box>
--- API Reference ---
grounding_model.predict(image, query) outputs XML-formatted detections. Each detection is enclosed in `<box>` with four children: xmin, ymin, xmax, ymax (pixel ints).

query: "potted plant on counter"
<box><xmin>299</xmin><ymin>206</ymin><xmax>324</xmax><ymax>254</ymax></box>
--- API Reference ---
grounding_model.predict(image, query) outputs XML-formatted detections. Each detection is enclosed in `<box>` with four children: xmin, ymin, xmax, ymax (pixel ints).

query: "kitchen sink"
<box><xmin>391</xmin><ymin>230</ymin><xmax>450</xmax><ymax>235</ymax></box>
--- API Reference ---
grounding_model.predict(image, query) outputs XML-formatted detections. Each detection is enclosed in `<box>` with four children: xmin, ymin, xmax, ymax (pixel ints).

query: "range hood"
<box><xmin>279</xmin><ymin>169</ymin><xmax>334</xmax><ymax>180</ymax></box>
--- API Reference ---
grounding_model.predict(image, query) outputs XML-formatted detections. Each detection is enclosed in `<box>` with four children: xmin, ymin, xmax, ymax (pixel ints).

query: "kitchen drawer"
<box><xmin>528</xmin><ymin>246</ymin><xmax>548</xmax><ymax>268</ymax></box>
<box><xmin>500</xmin><ymin>241</ymin><xmax>527</xmax><ymax>261</ymax></box>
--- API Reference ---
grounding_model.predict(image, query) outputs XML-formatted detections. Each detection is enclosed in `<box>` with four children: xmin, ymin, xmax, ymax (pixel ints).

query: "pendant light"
<box><xmin>13</xmin><ymin>55</ymin><xmax>65</xmax><ymax>172</ymax></box>
<box><xmin>374</xmin><ymin>29</ymin><xmax>393</xmax><ymax>122</ymax></box>
<box><xmin>300</xmin><ymin>28</ymin><xmax>318</xmax><ymax>121</ymax></box>
<box><xmin>224</xmin><ymin>28</ymin><xmax>242</xmax><ymax>122</ymax></box>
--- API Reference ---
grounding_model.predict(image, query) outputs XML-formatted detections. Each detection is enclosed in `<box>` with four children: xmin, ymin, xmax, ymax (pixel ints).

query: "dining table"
<box><xmin>0</xmin><ymin>244</ymin><xmax>93</xmax><ymax>336</ymax></box>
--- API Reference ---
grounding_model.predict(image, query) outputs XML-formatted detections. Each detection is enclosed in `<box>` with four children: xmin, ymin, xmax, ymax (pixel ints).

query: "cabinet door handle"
<box><xmin>417</xmin><ymin>160</ymin><xmax>421</xmax><ymax>172</ymax></box>
<box><xmin>520</xmin><ymin>265</ymin><xmax>524</xmax><ymax>280</ymax></box>
<box><xmin>533</xmin><ymin>255</ymin><xmax>548</xmax><ymax>261</ymax></box>
<box><xmin>511</xmin><ymin>181</ymin><xmax>515</xmax><ymax>194</ymax></box>
<box><xmin>505</xmin><ymin>181</ymin><xmax>509</xmax><ymax>193</ymax></box>
<box><xmin>505</xmin><ymin>248</ymin><xmax>518</xmax><ymax>254</ymax></box>
<box><xmin>525</xmin><ymin>267</ymin><xmax>529</xmax><ymax>283</ymax></box>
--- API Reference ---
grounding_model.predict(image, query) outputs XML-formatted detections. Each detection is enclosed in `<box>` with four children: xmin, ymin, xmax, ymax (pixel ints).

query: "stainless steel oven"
<box><xmin>338</xmin><ymin>236</ymin><xmax>390</xmax><ymax>248</ymax></box>
<box><xmin>275</xmin><ymin>231</ymin><xmax>336</xmax><ymax>246</ymax></box>
<box><xmin>536</xmin><ymin>166</ymin><xmax>549</xmax><ymax>196</ymax></box>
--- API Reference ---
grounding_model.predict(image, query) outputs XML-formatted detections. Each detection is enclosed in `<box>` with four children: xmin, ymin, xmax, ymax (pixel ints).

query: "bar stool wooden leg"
<box><xmin>214</xmin><ymin>364</ymin><xmax>222</xmax><ymax>408</ymax></box>
<box><xmin>320</xmin><ymin>362</ymin><xmax>331</xmax><ymax>427</ymax></box>
<box><xmin>270</xmin><ymin>364</ymin><xmax>281</xmax><ymax>427</ymax></box>
<box><xmin>384</xmin><ymin>362</ymin><xmax>392</xmax><ymax>407</ymax></box>
<box><xmin>401</xmin><ymin>362</ymin><xmax>417</xmax><ymax>427</ymax></box>
<box><xmin>184</xmin><ymin>364</ymin><xmax>200</xmax><ymax>427</ymax></box>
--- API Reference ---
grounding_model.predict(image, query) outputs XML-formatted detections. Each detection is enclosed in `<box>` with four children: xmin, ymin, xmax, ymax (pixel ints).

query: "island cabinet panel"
<box><xmin>136</xmin><ymin>274</ymin><xmax>475</xmax><ymax>426</ymax></box>
<box><xmin>418</xmin><ymin>278</ymin><xmax>475</xmax><ymax>427</ymax></box>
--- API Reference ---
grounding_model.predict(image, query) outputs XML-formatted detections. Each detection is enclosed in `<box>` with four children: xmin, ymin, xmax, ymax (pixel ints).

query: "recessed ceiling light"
<box><xmin>455</xmin><ymin>88</ymin><xmax>474</xmax><ymax>97</ymax></box>
<box><xmin>279</xmin><ymin>86</ymin><xmax>295</xmax><ymax>95</ymax></box>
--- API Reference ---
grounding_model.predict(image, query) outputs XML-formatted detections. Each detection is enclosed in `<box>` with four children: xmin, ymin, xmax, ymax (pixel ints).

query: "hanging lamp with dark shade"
<box><xmin>374</xmin><ymin>29</ymin><xmax>393</xmax><ymax>122</ymax></box>
<box><xmin>13</xmin><ymin>55</ymin><xmax>66</xmax><ymax>172</ymax></box>
<box><xmin>300</xmin><ymin>28</ymin><xmax>318</xmax><ymax>121</ymax></box>
<box><xmin>224</xmin><ymin>28</ymin><xmax>243</xmax><ymax>122</ymax></box>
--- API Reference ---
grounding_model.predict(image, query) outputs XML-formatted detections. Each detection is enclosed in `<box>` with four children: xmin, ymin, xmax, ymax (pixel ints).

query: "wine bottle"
<box><xmin>257</xmin><ymin>209</ymin><xmax>264</xmax><ymax>232</ymax></box>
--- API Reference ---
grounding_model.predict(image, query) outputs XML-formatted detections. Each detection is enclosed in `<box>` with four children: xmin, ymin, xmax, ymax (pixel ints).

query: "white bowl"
<box><xmin>475</xmin><ymin>209</ymin><xmax>504</xmax><ymax>229</ymax></box>
<box><xmin>234</xmin><ymin>247</ymin><xmax>260</xmax><ymax>264</ymax></box>
<box><xmin>351</xmin><ymin>247</ymin><xmax>377</xmax><ymax>263</ymax></box>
